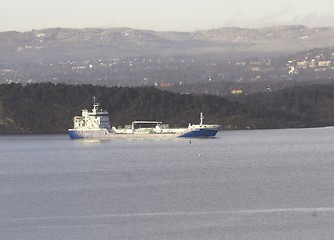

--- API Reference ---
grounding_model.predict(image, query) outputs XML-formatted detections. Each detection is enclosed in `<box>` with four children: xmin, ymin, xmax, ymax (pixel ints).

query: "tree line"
<box><xmin>0</xmin><ymin>82</ymin><xmax>334</xmax><ymax>134</ymax></box>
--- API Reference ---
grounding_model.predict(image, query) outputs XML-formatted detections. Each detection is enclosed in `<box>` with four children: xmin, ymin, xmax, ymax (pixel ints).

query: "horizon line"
<box><xmin>2</xmin><ymin>24</ymin><xmax>334</xmax><ymax>34</ymax></box>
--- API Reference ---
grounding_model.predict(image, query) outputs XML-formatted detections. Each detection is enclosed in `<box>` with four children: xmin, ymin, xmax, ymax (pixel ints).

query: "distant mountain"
<box><xmin>1</xmin><ymin>26</ymin><xmax>334</xmax><ymax>64</ymax></box>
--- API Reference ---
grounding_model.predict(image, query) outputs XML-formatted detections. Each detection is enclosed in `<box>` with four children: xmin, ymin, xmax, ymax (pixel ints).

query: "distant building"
<box><xmin>250</xmin><ymin>67</ymin><xmax>260</xmax><ymax>72</ymax></box>
<box><xmin>318</xmin><ymin>61</ymin><xmax>331</xmax><ymax>67</ymax></box>
<box><xmin>159</xmin><ymin>83</ymin><xmax>173</xmax><ymax>88</ymax></box>
<box><xmin>289</xmin><ymin>66</ymin><xmax>298</xmax><ymax>75</ymax></box>
<box><xmin>231</xmin><ymin>89</ymin><xmax>243</xmax><ymax>95</ymax></box>
<box><xmin>236</xmin><ymin>61</ymin><xmax>247</xmax><ymax>66</ymax></box>
<box><xmin>297</xmin><ymin>61</ymin><xmax>308</xmax><ymax>68</ymax></box>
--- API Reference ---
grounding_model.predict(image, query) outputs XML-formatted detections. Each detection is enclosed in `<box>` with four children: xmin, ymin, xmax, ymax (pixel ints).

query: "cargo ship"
<box><xmin>68</xmin><ymin>98</ymin><xmax>220</xmax><ymax>139</ymax></box>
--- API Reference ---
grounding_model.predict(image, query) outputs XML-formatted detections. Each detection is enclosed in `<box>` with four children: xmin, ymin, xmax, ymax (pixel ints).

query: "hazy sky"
<box><xmin>2</xmin><ymin>0</ymin><xmax>334</xmax><ymax>32</ymax></box>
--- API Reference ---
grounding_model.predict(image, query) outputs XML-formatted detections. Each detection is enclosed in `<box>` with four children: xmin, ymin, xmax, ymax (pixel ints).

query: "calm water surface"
<box><xmin>1</xmin><ymin>128</ymin><xmax>334</xmax><ymax>239</ymax></box>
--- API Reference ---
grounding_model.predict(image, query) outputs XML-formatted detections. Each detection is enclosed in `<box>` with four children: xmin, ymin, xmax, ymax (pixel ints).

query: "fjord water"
<box><xmin>1</xmin><ymin>128</ymin><xmax>334</xmax><ymax>240</ymax></box>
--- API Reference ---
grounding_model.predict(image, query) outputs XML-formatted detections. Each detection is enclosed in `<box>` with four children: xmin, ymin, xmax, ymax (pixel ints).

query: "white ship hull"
<box><xmin>68</xmin><ymin>128</ymin><xmax>185</xmax><ymax>139</ymax></box>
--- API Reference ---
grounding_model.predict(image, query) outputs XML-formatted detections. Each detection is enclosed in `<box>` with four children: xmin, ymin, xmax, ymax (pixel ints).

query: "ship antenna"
<box><xmin>93</xmin><ymin>96</ymin><xmax>98</xmax><ymax>106</ymax></box>
<box><xmin>200</xmin><ymin>112</ymin><xmax>204</xmax><ymax>125</ymax></box>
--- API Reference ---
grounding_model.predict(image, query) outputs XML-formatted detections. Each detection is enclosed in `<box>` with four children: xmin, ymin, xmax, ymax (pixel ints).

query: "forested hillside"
<box><xmin>0</xmin><ymin>83</ymin><xmax>334</xmax><ymax>134</ymax></box>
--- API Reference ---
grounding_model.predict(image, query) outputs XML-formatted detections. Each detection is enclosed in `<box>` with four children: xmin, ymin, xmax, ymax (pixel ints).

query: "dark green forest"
<box><xmin>1</xmin><ymin>82</ymin><xmax>334</xmax><ymax>134</ymax></box>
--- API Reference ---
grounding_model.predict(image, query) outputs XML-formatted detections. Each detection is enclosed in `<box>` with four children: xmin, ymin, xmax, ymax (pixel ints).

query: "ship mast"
<box><xmin>92</xmin><ymin>96</ymin><xmax>99</xmax><ymax>114</ymax></box>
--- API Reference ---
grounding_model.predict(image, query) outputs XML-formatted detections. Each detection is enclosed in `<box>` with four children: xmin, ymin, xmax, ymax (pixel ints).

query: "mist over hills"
<box><xmin>2</xmin><ymin>25</ymin><xmax>334</xmax><ymax>63</ymax></box>
<box><xmin>1</xmin><ymin>26</ymin><xmax>334</xmax><ymax>132</ymax></box>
